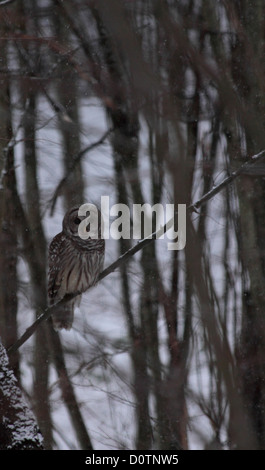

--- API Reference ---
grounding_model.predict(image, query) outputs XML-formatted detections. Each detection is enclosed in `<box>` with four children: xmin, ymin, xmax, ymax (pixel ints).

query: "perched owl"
<box><xmin>48</xmin><ymin>206</ymin><xmax>105</xmax><ymax>330</ymax></box>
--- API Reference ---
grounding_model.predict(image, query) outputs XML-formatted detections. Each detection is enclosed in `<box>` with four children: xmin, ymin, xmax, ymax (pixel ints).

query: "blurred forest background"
<box><xmin>1</xmin><ymin>0</ymin><xmax>265</xmax><ymax>450</ymax></box>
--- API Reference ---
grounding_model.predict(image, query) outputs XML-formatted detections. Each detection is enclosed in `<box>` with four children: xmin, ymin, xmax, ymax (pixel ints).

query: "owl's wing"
<box><xmin>48</xmin><ymin>232</ymin><xmax>68</xmax><ymax>305</ymax></box>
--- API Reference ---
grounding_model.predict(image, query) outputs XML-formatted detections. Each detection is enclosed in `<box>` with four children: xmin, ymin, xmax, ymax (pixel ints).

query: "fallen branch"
<box><xmin>7</xmin><ymin>149</ymin><xmax>265</xmax><ymax>356</ymax></box>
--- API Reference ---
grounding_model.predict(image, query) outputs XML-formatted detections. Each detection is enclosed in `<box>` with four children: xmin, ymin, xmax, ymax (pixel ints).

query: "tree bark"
<box><xmin>0</xmin><ymin>339</ymin><xmax>43</xmax><ymax>450</ymax></box>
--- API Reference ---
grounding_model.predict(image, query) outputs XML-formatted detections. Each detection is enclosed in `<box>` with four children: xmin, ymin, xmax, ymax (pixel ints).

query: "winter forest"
<box><xmin>1</xmin><ymin>0</ymin><xmax>265</xmax><ymax>451</ymax></box>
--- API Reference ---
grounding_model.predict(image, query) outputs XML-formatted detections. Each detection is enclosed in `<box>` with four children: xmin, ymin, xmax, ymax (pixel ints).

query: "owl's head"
<box><xmin>62</xmin><ymin>205</ymin><xmax>103</xmax><ymax>239</ymax></box>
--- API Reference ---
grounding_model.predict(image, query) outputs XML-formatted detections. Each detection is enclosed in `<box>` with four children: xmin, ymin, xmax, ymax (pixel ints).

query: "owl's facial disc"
<box><xmin>62</xmin><ymin>207</ymin><xmax>83</xmax><ymax>237</ymax></box>
<box><xmin>63</xmin><ymin>205</ymin><xmax>102</xmax><ymax>239</ymax></box>
<box><xmin>74</xmin><ymin>217</ymin><xmax>81</xmax><ymax>225</ymax></box>
<box><xmin>70</xmin><ymin>212</ymin><xmax>85</xmax><ymax>236</ymax></box>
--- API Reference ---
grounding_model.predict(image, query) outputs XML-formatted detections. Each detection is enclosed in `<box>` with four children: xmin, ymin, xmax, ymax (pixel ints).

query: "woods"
<box><xmin>1</xmin><ymin>0</ymin><xmax>265</xmax><ymax>451</ymax></box>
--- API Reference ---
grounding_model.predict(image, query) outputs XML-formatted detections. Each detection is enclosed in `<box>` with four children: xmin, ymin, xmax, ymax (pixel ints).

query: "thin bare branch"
<box><xmin>191</xmin><ymin>149</ymin><xmax>265</xmax><ymax>212</ymax></box>
<box><xmin>0</xmin><ymin>0</ymin><xmax>16</xmax><ymax>6</ymax></box>
<box><xmin>49</xmin><ymin>127</ymin><xmax>113</xmax><ymax>215</ymax></box>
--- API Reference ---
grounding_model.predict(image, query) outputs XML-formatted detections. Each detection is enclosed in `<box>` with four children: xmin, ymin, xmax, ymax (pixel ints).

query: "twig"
<box><xmin>14</xmin><ymin>39</ymin><xmax>75</xmax><ymax>128</ymax></box>
<box><xmin>7</xmin><ymin>149</ymin><xmax>265</xmax><ymax>356</ymax></box>
<box><xmin>49</xmin><ymin>127</ymin><xmax>113</xmax><ymax>215</ymax></box>
<box><xmin>191</xmin><ymin>149</ymin><xmax>265</xmax><ymax>212</ymax></box>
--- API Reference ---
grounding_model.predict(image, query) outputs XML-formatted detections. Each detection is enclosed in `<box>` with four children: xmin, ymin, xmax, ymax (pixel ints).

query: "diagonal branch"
<box><xmin>49</xmin><ymin>127</ymin><xmax>113</xmax><ymax>215</ymax></box>
<box><xmin>0</xmin><ymin>0</ymin><xmax>16</xmax><ymax>6</ymax></box>
<box><xmin>7</xmin><ymin>149</ymin><xmax>265</xmax><ymax>356</ymax></box>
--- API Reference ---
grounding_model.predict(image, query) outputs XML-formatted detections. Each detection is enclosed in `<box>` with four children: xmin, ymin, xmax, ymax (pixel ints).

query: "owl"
<box><xmin>48</xmin><ymin>205</ymin><xmax>105</xmax><ymax>330</ymax></box>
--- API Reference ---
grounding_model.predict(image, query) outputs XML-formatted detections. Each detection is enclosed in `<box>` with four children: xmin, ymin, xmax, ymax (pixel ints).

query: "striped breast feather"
<box><xmin>65</xmin><ymin>249</ymin><xmax>104</xmax><ymax>295</ymax></box>
<box><xmin>48</xmin><ymin>232</ymin><xmax>105</xmax><ymax>304</ymax></box>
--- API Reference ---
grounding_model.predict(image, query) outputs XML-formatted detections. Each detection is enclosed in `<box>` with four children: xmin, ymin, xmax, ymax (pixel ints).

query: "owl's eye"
<box><xmin>74</xmin><ymin>217</ymin><xmax>81</xmax><ymax>225</ymax></box>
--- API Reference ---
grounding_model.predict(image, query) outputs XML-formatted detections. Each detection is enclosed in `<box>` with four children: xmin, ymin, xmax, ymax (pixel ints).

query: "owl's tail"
<box><xmin>51</xmin><ymin>299</ymin><xmax>75</xmax><ymax>331</ymax></box>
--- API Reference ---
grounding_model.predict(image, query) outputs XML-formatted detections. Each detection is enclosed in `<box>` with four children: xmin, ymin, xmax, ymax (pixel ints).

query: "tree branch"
<box><xmin>0</xmin><ymin>0</ymin><xmax>16</xmax><ymax>6</ymax></box>
<box><xmin>7</xmin><ymin>149</ymin><xmax>265</xmax><ymax>356</ymax></box>
<box><xmin>0</xmin><ymin>340</ymin><xmax>43</xmax><ymax>449</ymax></box>
<box><xmin>49</xmin><ymin>127</ymin><xmax>113</xmax><ymax>215</ymax></box>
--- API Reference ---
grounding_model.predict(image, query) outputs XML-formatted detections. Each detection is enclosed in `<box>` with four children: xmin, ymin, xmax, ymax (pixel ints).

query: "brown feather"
<box><xmin>48</xmin><ymin>207</ymin><xmax>105</xmax><ymax>330</ymax></box>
